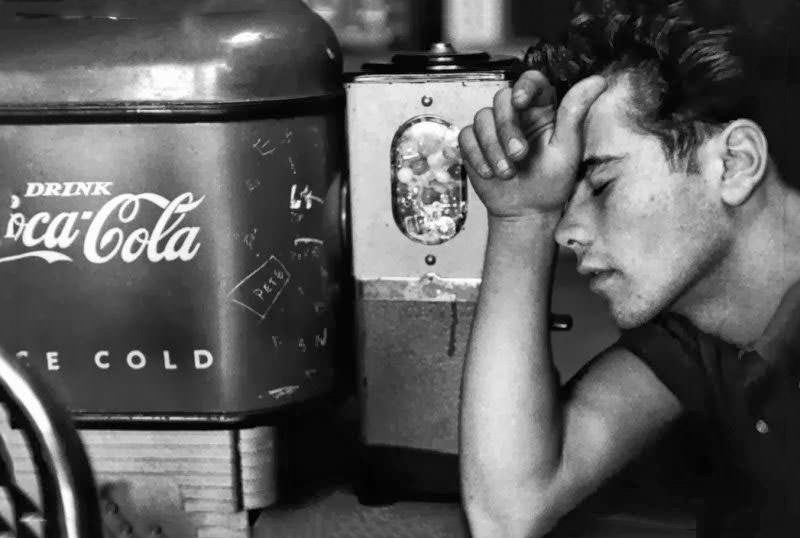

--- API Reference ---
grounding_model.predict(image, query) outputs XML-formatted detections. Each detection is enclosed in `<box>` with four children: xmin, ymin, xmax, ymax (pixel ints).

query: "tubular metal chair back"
<box><xmin>0</xmin><ymin>349</ymin><xmax>102</xmax><ymax>538</ymax></box>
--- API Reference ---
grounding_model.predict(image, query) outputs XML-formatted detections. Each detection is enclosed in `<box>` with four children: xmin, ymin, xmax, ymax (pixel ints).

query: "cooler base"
<box><xmin>0</xmin><ymin>408</ymin><xmax>276</xmax><ymax>538</ymax></box>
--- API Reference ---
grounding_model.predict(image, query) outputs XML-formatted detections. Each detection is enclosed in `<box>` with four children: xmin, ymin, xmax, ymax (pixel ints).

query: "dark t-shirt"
<box><xmin>617</xmin><ymin>312</ymin><xmax>800</xmax><ymax>537</ymax></box>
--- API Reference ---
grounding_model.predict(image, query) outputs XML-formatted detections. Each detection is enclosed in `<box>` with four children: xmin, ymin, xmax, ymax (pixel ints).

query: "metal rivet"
<box><xmin>421</xmin><ymin>95</ymin><xmax>433</xmax><ymax>107</ymax></box>
<box><xmin>425</xmin><ymin>254</ymin><xmax>436</xmax><ymax>266</ymax></box>
<box><xmin>756</xmin><ymin>419</ymin><xmax>770</xmax><ymax>434</ymax></box>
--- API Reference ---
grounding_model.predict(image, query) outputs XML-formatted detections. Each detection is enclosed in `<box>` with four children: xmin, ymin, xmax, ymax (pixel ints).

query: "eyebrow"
<box><xmin>577</xmin><ymin>154</ymin><xmax>628</xmax><ymax>180</ymax></box>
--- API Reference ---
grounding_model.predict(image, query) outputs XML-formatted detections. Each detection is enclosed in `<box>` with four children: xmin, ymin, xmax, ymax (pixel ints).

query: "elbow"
<box><xmin>463</xmin><ymin>496</ymin><xmax>561</xmax><ymax>538</ymax></box>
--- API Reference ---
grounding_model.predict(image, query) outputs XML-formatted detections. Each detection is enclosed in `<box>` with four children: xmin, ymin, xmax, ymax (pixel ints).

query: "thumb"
<box><xmin>550</xmin><ymin>76</ymin><xmax>607</xmax><ymax>152</ymax></box>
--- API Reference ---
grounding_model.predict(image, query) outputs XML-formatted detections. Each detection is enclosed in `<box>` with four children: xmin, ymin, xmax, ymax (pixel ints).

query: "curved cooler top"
<box><xmin>0</xmin><ymin>0</ymin><xmax>343</xmax><ymax>110</ymax></box>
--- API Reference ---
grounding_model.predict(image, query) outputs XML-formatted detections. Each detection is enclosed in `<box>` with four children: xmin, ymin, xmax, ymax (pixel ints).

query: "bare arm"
<box><xmin>458</xmin><ymin>71</ymin><xmax>683</xmax><ymax>538</ymax></box>
<box><xmin>459</xmin><ymin>215</ymin><xmax>682</xmax><ymax>538</ymax></box>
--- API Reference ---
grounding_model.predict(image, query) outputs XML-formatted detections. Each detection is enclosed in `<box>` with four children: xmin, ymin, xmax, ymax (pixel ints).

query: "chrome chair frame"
<box><xmin>0</xmin><ymin>350</ymin><xmax>102</xmax><ymax>538</ymax></box>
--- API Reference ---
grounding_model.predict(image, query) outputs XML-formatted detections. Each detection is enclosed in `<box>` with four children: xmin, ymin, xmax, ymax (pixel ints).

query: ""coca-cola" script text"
<box><xmin>2</xmin><ymin>182</ymin><xmax>205</xmax><ymax>264</ymax></box>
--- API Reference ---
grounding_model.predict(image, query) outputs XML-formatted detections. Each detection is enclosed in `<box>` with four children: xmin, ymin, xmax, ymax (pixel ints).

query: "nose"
<box><xmin>554</xmin><ymin>197</ymin><xmax>594</xmax><ymax>255</ymax></box>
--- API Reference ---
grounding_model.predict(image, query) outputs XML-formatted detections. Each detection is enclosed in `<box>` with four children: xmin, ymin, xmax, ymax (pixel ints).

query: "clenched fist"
<box><xmin>459</xmin><ymin>70</ymin><xmax>607</xmax><ymax>218</ymax></box>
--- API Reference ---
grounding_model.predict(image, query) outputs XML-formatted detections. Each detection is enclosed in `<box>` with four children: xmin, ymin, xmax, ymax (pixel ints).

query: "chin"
<box><xmin>606</xmin><ymin>296</ymin><xmax>664</xmax><ymax>330</ymax></box>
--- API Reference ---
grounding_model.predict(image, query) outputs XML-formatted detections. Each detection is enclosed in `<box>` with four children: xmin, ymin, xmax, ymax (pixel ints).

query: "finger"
<box><xmin>493</xmin><ymin>88</ymin><xmax>528</xmax><ymax>162</ymax></box>
<box><xmin>517</xmin><ymin>98</ymin><xmax>556</xmax><ymax>145</ymax></box>
<box><xmin>458</xmin><ymin>124</ymin><xmax>493</xmax><ymax>179</ymax></box>
<box><xmin>511</xmin><ymin>70</ymin><xmax>556</xmax><ymax>109</ymax></box>
<box><xmin>463</xmin><ymin>159</ymin><xmax>488</xmax><ymax>186</ymax></box>
<box><xmin>550</xmin><ymin>75</ymin><xmax>607</xmax><ymax>150</ymax></box>
<box><xmin>473</xmin><ymin>107</ymin><xmax>515</xmax><ymax>179</ymax></box>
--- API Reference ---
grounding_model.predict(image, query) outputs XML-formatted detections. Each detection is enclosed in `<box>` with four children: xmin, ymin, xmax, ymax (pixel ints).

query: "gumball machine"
<box><xmin>345</xmin><ymin>43</ymin><xmax>571</xmax><ymax>501</ymax></box>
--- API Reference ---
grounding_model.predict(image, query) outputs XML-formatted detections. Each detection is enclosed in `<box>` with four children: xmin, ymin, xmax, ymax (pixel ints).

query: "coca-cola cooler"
<box><xmin>0</xmin><ymin>1</ymin><xmax>346</xmax><ymax>536</ymax></box>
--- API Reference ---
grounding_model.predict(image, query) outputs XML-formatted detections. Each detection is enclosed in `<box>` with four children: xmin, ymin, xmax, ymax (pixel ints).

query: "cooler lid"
<box><xmin>0</xmin><ymin>0</ymin><xmax>342</xmax><ymax>111</ymax></box>
<box><xmin>360</xmin><ymin>42</ymin><xmax>522</xmax><ymax>75</ymax></box>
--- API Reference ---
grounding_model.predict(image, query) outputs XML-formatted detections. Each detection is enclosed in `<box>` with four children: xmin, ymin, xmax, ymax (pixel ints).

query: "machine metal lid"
<box><xmin>360</xmin><ymin>42</ymin><xmax>522</xmax><ymax>74</ymax></box>
<box><xmin>0</xmin><ymin>0</ymin><xmax>342</xmax><ymax>113</ymax></box>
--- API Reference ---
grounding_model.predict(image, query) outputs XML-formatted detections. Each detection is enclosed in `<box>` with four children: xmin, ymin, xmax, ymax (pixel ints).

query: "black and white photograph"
<box><xmin>0</xmin><ymin>0</ymin><xmax>794</xmax><ymax>536</ymax></box>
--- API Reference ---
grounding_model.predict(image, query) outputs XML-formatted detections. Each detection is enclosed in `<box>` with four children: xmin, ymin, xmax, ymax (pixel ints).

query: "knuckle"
<box><xmin>520</xmin><ymin>69</ymin><xmax>548</xmax><ymax>87</ymax></box>
<box><xmin>558</xmin><ymin>102</ymin><xmax>580</xmax><ymax>118</ymax></box>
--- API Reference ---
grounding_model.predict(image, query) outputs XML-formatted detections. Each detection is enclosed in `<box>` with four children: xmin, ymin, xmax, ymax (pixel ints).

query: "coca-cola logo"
<box><xmin>2</xmin><ymin>182</ymin><xmax>205</xmax><ymax>264</ymax></box>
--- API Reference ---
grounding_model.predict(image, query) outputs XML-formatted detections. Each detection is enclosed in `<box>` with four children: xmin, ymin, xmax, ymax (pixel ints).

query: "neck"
<box><xmin>673</xmin><ymin>180</ymin><xmax>800</xmax><ymax>347</ymax></box>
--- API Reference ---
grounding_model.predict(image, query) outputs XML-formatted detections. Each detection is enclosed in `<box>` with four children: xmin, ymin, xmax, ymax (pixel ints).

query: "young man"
<box><xmin>458</xmin><ymin>1</ymin><xmax>800</xmax><ymax>536</ymax></box>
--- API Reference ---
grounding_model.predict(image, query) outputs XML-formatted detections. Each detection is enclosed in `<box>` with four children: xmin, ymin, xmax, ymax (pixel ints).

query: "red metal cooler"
<box><xmin>0</xmin><ymin>1</ymin><xmax>346</xmax><ymax>536</ymax></box>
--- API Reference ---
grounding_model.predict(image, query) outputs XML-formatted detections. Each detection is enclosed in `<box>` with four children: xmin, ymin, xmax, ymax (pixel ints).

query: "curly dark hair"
<box><xmin>525</xmin><ymin>0</ymin><xmax>800</xmax><ymax>181</ymax></box>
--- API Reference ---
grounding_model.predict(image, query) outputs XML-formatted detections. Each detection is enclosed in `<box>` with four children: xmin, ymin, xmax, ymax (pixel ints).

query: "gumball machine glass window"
<box><xmin>391</xmin><ymin>115</ymin><xmax>467</xmax><ymax>245</ymax></box>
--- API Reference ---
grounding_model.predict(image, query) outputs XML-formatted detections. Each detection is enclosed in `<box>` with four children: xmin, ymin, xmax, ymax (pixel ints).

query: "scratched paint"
<box><xmin>252</xmin><ymin>137</ymin><xmax>276</xmax><ymax>156</ymax></box>
<box><xmin>447</xmin><ymin>302</ymin><xmax>458</xmax><ymax>357</ymax></box>
<box><xmin>268</xmin><ymin>385</ymin><xmax>300</xmax><ymax>400</ymax></box>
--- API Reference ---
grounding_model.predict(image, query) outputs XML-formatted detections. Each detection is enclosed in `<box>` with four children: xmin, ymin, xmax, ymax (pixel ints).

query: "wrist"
<box><xmin>487</xmin><ymin>211</ymin><xmax>562</xmax><ymax>234</ymax></box>
<box><xmin>485</xmin><ymin>212</ymin><xmax>561</xmax><ymax>259</ymax></box>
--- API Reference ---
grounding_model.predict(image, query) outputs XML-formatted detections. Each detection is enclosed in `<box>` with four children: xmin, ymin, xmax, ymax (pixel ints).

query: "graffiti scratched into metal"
<box><xmin>268</xmin><ymin>385</ymin><xmax>300</xmax><ymax>400</ymax></box>
<box><xmin>252</xmin><ymin>138</ymin><xmax>276</xmax><ymax>157</ymax></box>
<box><xmin>228</xmin><ymin>256</ymin><xmax>291</xmax><ymax>321</ymax></box>
<box><xmin>289</xmin><ymin>185</ymin><xmax>324</xmax><ymax>211</ymax></box>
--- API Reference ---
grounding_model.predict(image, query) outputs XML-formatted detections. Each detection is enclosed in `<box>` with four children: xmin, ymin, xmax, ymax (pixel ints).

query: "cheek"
<box><xmin>604</xmin><ymin>178</ymin><xmax>726</xmax><ymax>300</ymax></box>
<box><xmin>600</xmin><ymin>180</ymin><xmax>683</xmax><ymax>260</ymax></box>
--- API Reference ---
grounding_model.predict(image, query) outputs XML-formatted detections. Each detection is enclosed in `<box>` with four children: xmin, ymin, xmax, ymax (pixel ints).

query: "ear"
<box><xmin>717</xmin><ymin>119</ymin><xmax>768</xmax><ymax>206</ymax></box>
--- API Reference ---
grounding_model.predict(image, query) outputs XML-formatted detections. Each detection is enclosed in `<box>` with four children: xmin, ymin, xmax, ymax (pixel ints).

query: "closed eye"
<box><xmin>590</xmin><ymin>180</ymin><xmax>613</xmax><ymax>197</ymax></box>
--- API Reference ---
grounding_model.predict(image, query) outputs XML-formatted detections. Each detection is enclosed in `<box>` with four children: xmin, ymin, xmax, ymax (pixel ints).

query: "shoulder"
<box><xmin>614</xmin><ymin>313</ymin><xmax>728</xmax><ymax>419</ymax></box>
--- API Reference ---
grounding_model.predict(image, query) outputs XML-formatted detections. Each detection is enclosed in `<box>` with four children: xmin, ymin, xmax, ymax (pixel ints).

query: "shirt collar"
<box><xmin>752</xmin><ymin>279</ymin><xmax>800</xmax><ymax>371</ymax></box>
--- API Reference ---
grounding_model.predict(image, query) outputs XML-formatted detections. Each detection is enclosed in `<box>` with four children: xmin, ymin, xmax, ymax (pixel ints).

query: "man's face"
<box><xmin>554</xmin><ymin>78</ymin><xmax>733</xmax><ymax>328</ymax></box>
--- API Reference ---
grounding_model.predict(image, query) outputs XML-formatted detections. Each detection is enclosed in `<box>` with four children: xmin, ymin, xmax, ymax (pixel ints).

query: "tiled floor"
<box><xmin>253</xmin><ymin>487</ymin><xmax>697</xmax><ymax>538</ymax></box>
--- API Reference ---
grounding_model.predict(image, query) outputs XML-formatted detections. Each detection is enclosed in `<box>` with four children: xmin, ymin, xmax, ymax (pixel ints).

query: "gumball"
<box><xmin>437</xmin><ymin>216</ymin><xmax>457</xmax><ymax>237</ymax></box>
<box><xmin>442</xmin><ymin>144</ymin><xmax>461</xmax><ymax>162</ymax></box>
<box><xmin>443</xmin><ymin>128</ymin><xmax>459</xmax><ymax>146</ymax></box>
<box><xmin>417</xmin><ymin>169</ymin><xmax>434</xmax><ymax>184</ymax></box>
<box><xmin>409</xmin><ymin>157</ymin><xmax>429</xmax><ymax>175</ymax></box>
<box><xmin>433</xmin><ymin>169</ymin><xmax>452</xmax><ymax>184</ymax></box>
<box><xmin>421</xmin><ymin>188</ymin><xmax>440</xmax><ymax>205</ymax></box>
<box><xmin>427</xmin><ymin>150</ymin><xmax>447</xmax><ymax>170</ymax></box>
<box><xmin>397</xmin><ymin>167</ymin><xmax>415</xmax><ymax>183</ymax></box>
<box><xmin>429</xmin><ymin>180</ymin><xmax>448</xmax><ymax>194</ymax></box>
<box><xmin>397</xmin><ymin>139</ymin><xmax>419</xmax><ymax>159</ymax></box>
<box><xmin>417</xmin><ymin>133</ymin><xmax>443</xmax><ymax>156</ymax></box>
<box><xmin>447</xmin><ymin>163</ymin><xmax>462</xmax><ymax>179</ymax></box>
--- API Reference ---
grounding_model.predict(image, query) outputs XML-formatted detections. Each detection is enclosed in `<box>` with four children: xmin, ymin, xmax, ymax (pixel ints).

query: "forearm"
<box><xmin>460</xmin><ymin>212</ymin><xmax>564</xmax><ymax>532</ymax></box>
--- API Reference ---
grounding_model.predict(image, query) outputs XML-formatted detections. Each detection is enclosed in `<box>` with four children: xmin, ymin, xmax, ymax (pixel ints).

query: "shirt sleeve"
<box><xmin>615</xmin><ymin>313</ymin><xmax>715</xmax><ymax>419</ymax></box>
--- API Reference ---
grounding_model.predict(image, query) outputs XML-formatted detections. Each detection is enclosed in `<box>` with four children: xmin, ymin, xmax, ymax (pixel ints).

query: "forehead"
<box><xmin>582</xmin><ymin>79</ymin><xmax>642</xmax><ymax>157</ymax></box>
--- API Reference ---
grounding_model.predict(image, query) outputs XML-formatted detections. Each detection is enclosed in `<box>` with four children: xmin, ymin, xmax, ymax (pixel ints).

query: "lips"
<box><xmin>577</xmin><ymin>263</ymin><xmax>617</xmax><ymax>291</ymax></box>
<box><xmin>577</xmin><ymin>264</ymin><xmax>612</xmax><ymax>277</ymax></box>
<box><xmin>588</xmin><ymin>270</ymin><xmax>616</xmax><ymax>291</ymax></box>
